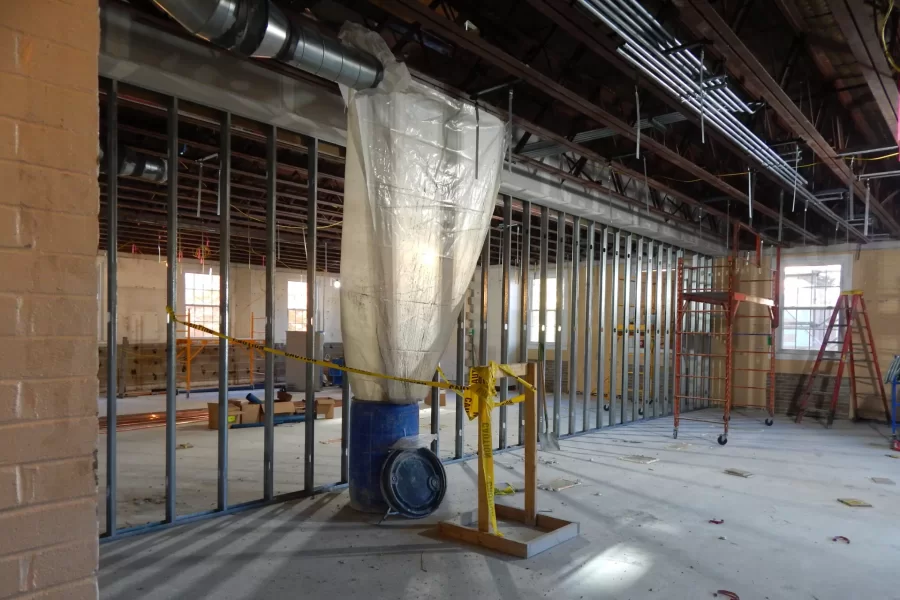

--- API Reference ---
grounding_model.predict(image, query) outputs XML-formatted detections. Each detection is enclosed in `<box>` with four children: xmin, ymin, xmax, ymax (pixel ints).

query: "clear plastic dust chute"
<box><xmin>338</xmin><ymin>23</ymin><xmax>506</xmax><ymax>405</ymax></box>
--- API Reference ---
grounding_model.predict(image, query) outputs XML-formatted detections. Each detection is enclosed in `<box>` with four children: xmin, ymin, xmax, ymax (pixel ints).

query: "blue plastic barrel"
<box><xmin>349</xmin><ymin>400</ymin><xmax>419</xmax><ymax>513</ymax></box>
<box><xmin>330</xmin><ymin>357</ymin><xmax>344</xmax><ymax>387</ymax></box>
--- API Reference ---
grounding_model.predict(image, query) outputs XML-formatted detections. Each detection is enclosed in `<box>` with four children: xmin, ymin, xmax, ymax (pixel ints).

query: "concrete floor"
<box><xmin>100</xmin><ymin>410</ymin><xmax>900</xmax><ymax>600</ymax></box>
<box><xmin>99</xmin><ymin>388</ymin><xmax>650</xmax><ymax>528</ymax></box>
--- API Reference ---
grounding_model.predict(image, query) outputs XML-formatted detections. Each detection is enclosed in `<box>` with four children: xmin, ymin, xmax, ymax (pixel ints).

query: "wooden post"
<box><xmin>525</xmin><ymin>362</ymin><xmax>537</xmax><ymax>526</ymax></box>
<box><xmin>436</xmin><ymin>361</ymin><xmax>578</xmax><ymax>559</ymax></box>
<box><xmin>477</xmin><ymin>391</ymin><xmax>489</xmax><ymax>532</ymax></box>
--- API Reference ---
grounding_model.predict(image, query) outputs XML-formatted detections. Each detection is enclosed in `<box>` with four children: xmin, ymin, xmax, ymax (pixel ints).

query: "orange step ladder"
<box><xmin>795</xmin><ymin>291</ymin><xmax>890</xmax><ymax>426</ymax></box>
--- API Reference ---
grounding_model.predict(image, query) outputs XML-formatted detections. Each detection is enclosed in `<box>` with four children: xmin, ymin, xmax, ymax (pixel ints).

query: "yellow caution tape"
<box><xmin>166</xmin><ymin>306</ymin><xmax>468</xmax><ymax>395</ymax></box>
<box><xmin>466</xmin><ymin>362</ymin><xmax>534</xmax><ymax>536</ymax></box>
<box><xmin>166</xmin><ymin>306</ymin><xmax>536</xmax><ymax>538</ymax></box>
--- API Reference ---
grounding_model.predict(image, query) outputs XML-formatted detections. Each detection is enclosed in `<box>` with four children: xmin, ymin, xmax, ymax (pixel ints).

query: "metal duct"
<box><xmin>151</xmin><ymin>0</ymin><xmax>383</xmax><ymax>89</ymax></box>
<box><xmin>100</xmin><ymin>147</ymin><xmax>169</xmax><ymax>183</ymax></box>
<box><xmin>522</xmin><ymin>111</ymin><xmax>688</xmax><ymax>158</ymax></box>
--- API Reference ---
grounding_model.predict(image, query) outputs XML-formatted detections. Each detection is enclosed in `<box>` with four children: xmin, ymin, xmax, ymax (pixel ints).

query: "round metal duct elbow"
<box><xmin>100</xmin><ymin>148</ymin><xmax>169</xmax><ymax>184</ymax></box>
<box><xmin>151</xmin><ymin>0</ymin><xmax>383</xmax><ymax>89</ymax></box>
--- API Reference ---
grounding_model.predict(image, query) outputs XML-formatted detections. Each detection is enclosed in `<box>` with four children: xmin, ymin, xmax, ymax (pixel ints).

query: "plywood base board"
<box><xmin>437</xmin><ymin>504</ymin><xmax>578</xmax><ymax>558</ymax></box>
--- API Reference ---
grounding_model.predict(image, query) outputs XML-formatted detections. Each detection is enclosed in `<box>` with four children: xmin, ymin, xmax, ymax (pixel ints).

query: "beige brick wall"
<box><xmin>0</xmin><ymin>1</ymin><xmax>100</xmax><ymax>598</ymax></box>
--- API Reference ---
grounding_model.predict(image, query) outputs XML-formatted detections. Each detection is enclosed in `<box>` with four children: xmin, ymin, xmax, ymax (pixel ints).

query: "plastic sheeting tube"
<box><xmin>339</xmin><ymin>24</ymin><xmax>506</xmax><ymax>403</ymax></box>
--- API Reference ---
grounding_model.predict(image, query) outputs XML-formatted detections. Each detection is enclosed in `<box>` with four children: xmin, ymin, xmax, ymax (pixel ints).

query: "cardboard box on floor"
<box><xmin>207</xmin><ymin>401</ymin><xmax>241</xmax><ymax>429</ymax></box>
<box><xmin>262</xmin><ymin>402</ymin><xmax>295</xmax><ymax>417</ymax></box>
<box><xmin>424</xmin><ymin>392</ymin><xmax>447</xmax><ymax>407</ymax></box>
<box><xmin>292</xmin><ymin>397</ymin><xmax>336</xmax><ymax>419</ymax></box>
<box><xmin>241</xmin><ymin>402</ymin><xmax>261</xmax><ymax>424</ymax></box>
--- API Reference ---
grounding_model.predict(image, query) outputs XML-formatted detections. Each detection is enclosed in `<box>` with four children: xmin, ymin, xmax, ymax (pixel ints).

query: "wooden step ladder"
<box><xmin>795</xmin><ymin>291</ymin><xmax>890</xmax><ymax>426</ymax></box>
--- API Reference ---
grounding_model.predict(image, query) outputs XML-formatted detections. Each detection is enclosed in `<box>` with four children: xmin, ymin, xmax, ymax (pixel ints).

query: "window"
<box><xmin>184</xmin><ymin>273</ymin><xmax>220</xmax><ymax>337</ymax></box>
<box><xmin>780</xmin><ymin>264</ymin><xmax>842</xmax><ymax>352</ymax></box>
<box><xmin>287</xmin><ymin>281</ymin><xmax>308</xmax><ymax>331</ymax></box>
<box><xmin>529</xmin><ymin>277</ymin><xmax>558</xmax><ymax>344</ymax></box>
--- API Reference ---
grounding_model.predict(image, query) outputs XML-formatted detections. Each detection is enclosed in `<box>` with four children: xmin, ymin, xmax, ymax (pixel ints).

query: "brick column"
<box><xmin>0</xmin><ymin>2</ymin><xmax>100</xmax><ymax>599</ymax></box>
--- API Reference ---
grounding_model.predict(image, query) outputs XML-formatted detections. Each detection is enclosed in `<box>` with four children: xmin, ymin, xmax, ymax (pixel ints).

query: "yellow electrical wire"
<box><xmin>317</xmin><ymin>220</ymin><xmax>344</xmax><ymax>230</ymax></box>
<box><xmin>857</xmin><ymin>151</ymin><xmax>899</xmax><ymax>161</ymax></box>
<box><xmin>881</xmin><ymin>0</ymin><xmax>900</xmax><ymax>73</ymax></box>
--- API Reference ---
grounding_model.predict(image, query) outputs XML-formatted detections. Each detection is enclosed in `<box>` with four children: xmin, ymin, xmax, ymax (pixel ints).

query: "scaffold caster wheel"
<box><xmin>723</xmin><ymin>415</ymin><xmax>730</xmax><ymax>422</ymax></box>
<box><xmin>717</xmin><ymin>434</ymin><xmax>728</xmax><ymax>446</ymax></box>
<box><xmin>603</xmin><ymin>404</ymin><xmax>609</xmax><ymax>411</ymax></box>
<box><xmin>673</xmin><ymin>429</ymin><xmax>678</xmax><ymax>439</ymax></box>
<box><xmin>638</xmin><ymin>408</ymin><xmax>644</xmax><ymax>416</ymax></box>
<box><xmin>765</xmin><ymin>418</ymin><xmax>773</xmax><ymax>426</ymax></box>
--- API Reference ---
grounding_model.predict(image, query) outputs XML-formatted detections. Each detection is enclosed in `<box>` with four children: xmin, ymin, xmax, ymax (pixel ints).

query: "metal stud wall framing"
<box><xmin>165</xmin><ymin>95</ymin><xmax>178</xmax><ymax>521</ymax></box>
<box><xmin>568</xmin><ymin>217</ymin><xmax>580</xmax><ymax>434</ymax></box>
<box><xmin>642</xmin><ymin>241</ymin><xmax>654</xmax><ymax>420</ymax></box>
<box><xmin>595</xmin><ymin>226</ymin><xmax>609</xmax><ymax>428</ymax></box>
<box><xmin>582</xmin><ymin>222</ymin><xmax>595</xmax><ymax>432</ymax></box>
<box><xmin>217</xmin><ymin>110</ymin><xmax>231</xmax><ymax>511</ymax></box>
<box><xmin>99</xmin><ymin>78</ymin><xmax>713</xmax><ymax>542</ymax></box>
<box><xmin>499</xmin><ymin>197</ymin><xmax>512</xmax><ymax>448</ymax></box>
<box><xmin>537</xmin><ymin>206</ymin><xmax>549</xmax><ymax>434</ymax></box>
<box><xmin>652</xmin><ymin>245</ymin><xmax>665</xmax><ymax>418</ymax></box>
<box><xmin>633</xmin><ymin>237</ymin><xmax>644</xmax><ymax>422</ymax></box>
<box><xmin>105</xmin><ymin>79</ymin><xmax>118</xmax><ymax>536</ymax></box>
<box><xmin>609</xmin><ymin>231</ymin><xmax>621</xmax><ymax>425</ymax></box>
<box><xmin>517</xmin><ymin>200</ymin><xmax>531</xmax><ymax>446</ymax></box>
<box><xmin>553</xmin><ymin>211</ymin><xmax>565</xmax><ymax>435</ymax></box>
<box><xmin>621</xmin><ymin>234</ymin><xmax>633</xmax><ymax>425</ymax></box>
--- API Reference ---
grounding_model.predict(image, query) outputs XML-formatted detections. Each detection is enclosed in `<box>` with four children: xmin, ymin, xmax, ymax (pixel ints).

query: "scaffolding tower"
<box><xmin>673</xmin><ymin>249</ymin><xmax>780</xmax><ymax>444</ymax></box>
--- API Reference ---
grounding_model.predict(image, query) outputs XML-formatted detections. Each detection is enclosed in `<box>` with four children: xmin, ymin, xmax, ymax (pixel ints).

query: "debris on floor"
<box><xmin>668</xmin><ymin>442</ymin><xmax>692</xmax><ymax>450</ymax></box>
<box><xmin>133</xmin><ymin>496</ymin><xmax>164</xmax><ymax>505</ymax></box>
<box><xmin>538</xmin><ymin>509</ymin><xmax>554</xmax><ymax>513</ymax></box>
<box><xmin>718</xmin><ymin>536</ymin><xmax>727</xmax><ymax>541</ymax></box>
<box><xmin>831</xmin><ymin>536</ymin><xmax>850</xmax><ymax>544</ymax></box>
<box><xmin>538</xmin><ymin>457</ymin><xmax>558</xmax><ymax>465</ymax></box>
<box><xmin>615</xmin><ymin>439</ymin><xmax>642</xmax><ymax>444</ymax></box>
<box><xmin>837</xmin><ymin>498</ymin><xmax>872</xmax><ymax>507</ymax></box>
<box><xmin>619</xmin><ymin>455</ymin><xmax>659</xmax><ymax>464</ymax></box>
<box><xmin>724</xmin><ymin>468</ymin><xmax>753</xmax><ymax>478</ymax></box>
<box><xmin>871</xmin><ymin>477</ymin><xmax>895</xmax><ymax>485</ymax></box>
<box><xmin>494</xmin><ymin>483</ymin><xmax>518</xmax><ymax>495</ymax></box>
<box><xmin>714</xmin><ymin>591</ymin><xmax>739</xmax><ymax>600</ymax></box>
<box><xmin>708</xmin><ymin>518</ymin><xmax>724</xmax><ymax>524</ymax></box>
<box><xmin>539</xmin><ymin>478</ymin><xmax>581</xmax><ymax>492</ymax></box>
<box><xmin>319</xmin><ymin>437</ymin><xmax>342</xmax><ymax>444</ymax></box>
<box><xmin>886</xmin><ymin>454</ymin><xmax>900</xmax><ymax>459</ymax></box>
<box><xmin>176</xmin><ymin>443</ymin><xmax>194</xmax><ymax>450</ymax></box>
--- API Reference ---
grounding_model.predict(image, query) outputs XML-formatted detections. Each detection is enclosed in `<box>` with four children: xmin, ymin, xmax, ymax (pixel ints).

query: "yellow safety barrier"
<box><xmin>165</xmin><ymin>306</ymin><xmax>535</xmax><ymax>536</ymax></box>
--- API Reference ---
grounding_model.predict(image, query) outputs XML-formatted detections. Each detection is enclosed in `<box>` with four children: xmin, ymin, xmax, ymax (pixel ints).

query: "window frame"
<box><xmin>183</xmin><ymin>272</ymin><xmax>221</xmax><ymax>338</ymax></box>
<box><xmin>777</xmin><ymin>253</ymin><xmax>852</xmax><ymax>358</ymax></box>
<box><xmin>287</xmin><ymin>280</ymin><xmax>308</xmax><ymax>332</ymax></box>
